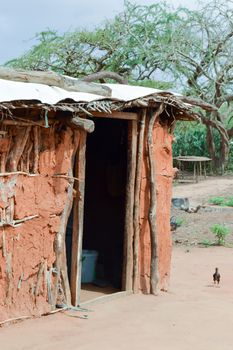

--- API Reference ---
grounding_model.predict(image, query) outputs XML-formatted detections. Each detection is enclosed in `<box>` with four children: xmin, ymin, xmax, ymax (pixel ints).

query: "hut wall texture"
<box><xmin>0</xmin><ymin>125</ymin><xmax>78</xmax><ymax>322</ymax></box>
<box><xmin>139</xmin><ymin>120</ymin><xmax>174</xmax><ymax>293</ymax></box>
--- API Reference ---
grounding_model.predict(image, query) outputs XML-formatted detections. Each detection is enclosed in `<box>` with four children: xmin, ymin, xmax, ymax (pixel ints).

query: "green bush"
<box><xmin>225</xmin><ymin>197</ymin><xmax>233</xmax><ymax>207</ymax></box>
<box><xmin>209</xmin><ymin>197</ymin><xmax>226</xmax><ymax>205</ymax></box>
<box><xmin>210</xmin><ymin>224</ymin><xmax>231</xmax><ymax>245</ymax></box>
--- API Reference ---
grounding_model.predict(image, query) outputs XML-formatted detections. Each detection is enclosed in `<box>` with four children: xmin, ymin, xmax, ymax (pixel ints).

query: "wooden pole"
<box><xmin>122</xmin><ymin>120</ymin><xmax>137</xmax><ymax>291</ymax></box>
<box><xmin>133</xmin><ymin>110</ymin><xmax>146</xmax><ymax>293</ymax></box>
<box><xmin>147</xmin><ymin>104</ymin><xmax>164</xmax><ymax>295</ymax></box>
<box><xmin>0</xmin><ymin>67</ymin><xmax>111</xmax><ymax>97</ymax></box>
<box><xmin>53</xmin><ymin>130</ymin><xmax>80</xmax><ymax>308</ymax></box>
<box><xmin>70</xmin><ymin>131</ymin><xmax>87</xmax><ymax>306</ymax></box>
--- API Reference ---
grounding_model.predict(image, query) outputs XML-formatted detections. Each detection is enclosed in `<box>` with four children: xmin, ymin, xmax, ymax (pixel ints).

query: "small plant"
<box><xmin>210</xmin><ymin>224</ymin><xmax>230</xmax><ymax>245</ymax></box>
<box><xmin>200</xmin><ymin>239</ymin><xmax>212</xmax><ymax>247</ymax></box>
<box><xmin>176</xmin><ymin>217</ymin><xmax>184</xmax><ymax>227</ymax></box>
<box><xmin>225</xmin><ymin>197</ymin><xmax>233</xmax><ymax>207</ymax></box>
<box><xmin>209</xmin><ymin>197</ymin><xmax>225</xmax><ymax>206</ymax></box>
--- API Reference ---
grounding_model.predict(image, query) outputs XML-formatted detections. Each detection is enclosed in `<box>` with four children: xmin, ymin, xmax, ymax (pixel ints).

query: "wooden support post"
<box><xmin>133</xmin><ymin>110</ymin><xmax>146</xmax><ymax>293</ymax></box>
<box><xmin>122</xmin><ymin>120</ymin><xmax>137</xmax><ymax>291</ymax></box>
<box><xmin>70</xmin><ymin>132</ymin><xmax>87</xmax><ymax>306</ymax></box>
<box><xmin>204</xmin><ymin>162</ymin><xmax>207</xmax><ymax>179</ymax></box>
<box><xmin>147</xmin><ymin>105</ymin><xmax>164</xmax><ymax>295</ymax></box>
<box><xmin>53</xmin><ymin>130</ymin><xmax>80</xmax><ymax>308</ymax></box>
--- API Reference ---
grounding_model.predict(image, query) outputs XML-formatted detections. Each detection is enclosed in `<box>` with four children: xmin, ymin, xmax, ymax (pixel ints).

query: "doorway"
<box><xmin>80</xmin><ymin>118</ymin><xmax>128</xmax><ymax>302</ymax></box>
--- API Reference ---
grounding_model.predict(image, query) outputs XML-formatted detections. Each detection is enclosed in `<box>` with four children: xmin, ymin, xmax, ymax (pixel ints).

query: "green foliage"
<box><xmin>210</xmin><ymin>224</ymin><xmax>230</xmax><ymax>246</ymax></box>
<box><xmin>6</xmin><ymin>2</ymin><xmax>181</xmax><ymax>83</ymax></box>
<box><xmin>200</xmin><ymin>239</ymin><xmax>212</xmax><ymax>247</ymax></box>
<box><xmin>208</xmin><ymin>196</ymin><xmax>233</xmax><ymax>206</ymax></box>
<box><xmin>225</xmin><ymin>197</ymin><xmax>233</xmax><ymax>207</ymax></box>
<box><xmin>176</xmin><ymin>218</ymin><xmax>184</xmax><ymax>227</ymax></box>
<box><xmin>173</xmin><ymin>121</ymin><xmax>209</xmax><ymax>157</ymax></box>
<box><xmin>209</xmin><ymin>197</ymin><xmax>226</xmax><ymax>206</ymax></box>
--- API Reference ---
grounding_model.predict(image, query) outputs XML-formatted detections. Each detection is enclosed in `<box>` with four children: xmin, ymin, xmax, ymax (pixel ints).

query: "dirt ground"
<box><xmin>1</xmin><ymin>246</ymin><xmax>233</xmax><ymax>350</ymax></box>
<box><xmin>1</xmin><ymin>176</ymin><xmax>233</xmax><ymax>350</ymax></box>
<box><xmin>172</xmin><ymin>176</ymin><xmax>233</xmax><ymax>245</ymax></box>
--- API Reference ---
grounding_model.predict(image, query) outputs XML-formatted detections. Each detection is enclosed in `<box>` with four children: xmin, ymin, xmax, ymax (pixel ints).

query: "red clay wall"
<box><xmin>139</xmin><ymin>120</ymin><xmax>174</xmax><ymax>293</ymax></box>
<box><xmin>0</xmin><ymin>126</ymin><xmax>78</xmax><ymax>322</ymax></box>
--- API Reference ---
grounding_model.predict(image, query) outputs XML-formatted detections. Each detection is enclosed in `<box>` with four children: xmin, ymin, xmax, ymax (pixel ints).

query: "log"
<box><xmin>70</xmin><ymin>131</ymin><xmax>87</xmax><ymax>306</ymax></box>
<box><xmin>133</xmin><ymin>110</ymin><xmax>146</xmax><ymax>292</ymax></box>
<box><xmin>70</xmin><ymin>117</ymin><xmax>94</xmax><ymax>133</ymax></box>
<box><xmin>147</xmin><ymin>104</ymin><xmax>164</xmax><ymax>295</ymax></box>
<box><xmin>122</xmin><ymin>120</ymin><xmax>137</xmax><ymax>291</ymax></box>
<box><xmin>0</xmin><ymin>67</ymin><xmax>112</xmax><ymax>97</ymax></box>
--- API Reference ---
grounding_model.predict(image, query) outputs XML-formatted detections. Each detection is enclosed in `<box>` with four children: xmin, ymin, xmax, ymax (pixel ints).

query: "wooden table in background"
<box><xmin>174</xmin><ymin>156</ymin><xmax>212</xmax><ymax>183</ymax></box>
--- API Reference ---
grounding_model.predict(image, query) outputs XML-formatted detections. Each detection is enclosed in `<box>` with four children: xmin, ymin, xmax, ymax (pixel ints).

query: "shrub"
<box><xmin>225</xmin><ymin>197</ymin><xmax>233</xmax><ymax>207</ymax></box>
<box><xmin>210</xmin><ymin>224</ymin><xmax>231</xmax><ymax>245</ymax></box>
<box><xmin>209</xmin><ymin>197</ymin><xmax>225</xmax><ymax>205</ymax></box>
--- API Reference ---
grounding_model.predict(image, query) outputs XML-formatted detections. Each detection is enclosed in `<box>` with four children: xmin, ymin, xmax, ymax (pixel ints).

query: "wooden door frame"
<box><xmin>70</xmin><ymin>114</ymin><xmax>138</xmax><ymax>306</ymax></box>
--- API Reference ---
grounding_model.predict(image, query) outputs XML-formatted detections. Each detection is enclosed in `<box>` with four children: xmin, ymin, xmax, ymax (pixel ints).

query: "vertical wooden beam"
<box><xmin>133</xmin><ymin>110</ymin><xmax>146</xmax><ymax>293</ymax></box>
<box><xmin>147</xmin><ymin>105</ymin><xmax>164</xmax><ymax>295</ymax></box>
<box><xmin>122</xmin><ymin>120</ymin><xmax>137</xmax><ymax>291</ymax></box>
<box><xmin>70</xmin><ymin>131</ymin><xmax>87</xmax><ymax>306</ymax></box>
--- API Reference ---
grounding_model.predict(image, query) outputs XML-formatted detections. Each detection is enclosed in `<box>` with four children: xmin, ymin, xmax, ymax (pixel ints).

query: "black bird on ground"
<box><xmin>213</xmin><ymin>267</ymin><xmax>220</xmax><ymax>284</ymax></box>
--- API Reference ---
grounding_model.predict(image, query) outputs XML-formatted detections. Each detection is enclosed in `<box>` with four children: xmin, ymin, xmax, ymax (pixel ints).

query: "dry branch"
<box><xmin>82</xmin><ymin>71</ymin><xmax>128</xmax><ymax>84</ymax></box>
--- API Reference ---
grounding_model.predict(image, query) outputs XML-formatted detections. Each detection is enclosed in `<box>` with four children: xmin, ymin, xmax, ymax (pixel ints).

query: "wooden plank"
<box><xmin>92</xmin><ymin>111</ymin><xmax>138</xmax><ymax>121</ymax></box>
<box><xmin>70</xmin><ymin>131</ymin><xmax>87</xmax><ymax>306</ymax></box>
<box><xmin>80</xmin><ymin>290</ymin><xmax>133</xmax><ymax>307</ymax></box>
<box><xmin>0</xmin><ymin>67</ymin><xmax>111</xmax><ymax>97</ymax></box>
<box><xmin>122</xmin><ymin>120</ymin><xmax>138</xmax><ymax>291</ymax></box>
<box><xmin>133</xmin><ymin>110</ymin><xmax>146</xmax><ymax>293</ymax></box>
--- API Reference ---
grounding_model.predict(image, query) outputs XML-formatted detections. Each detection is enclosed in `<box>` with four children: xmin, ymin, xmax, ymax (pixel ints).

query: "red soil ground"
<box><xmin>1</xmin><ymin>246</ymin><xmax>233</xmax><ymax>350</ymax></box>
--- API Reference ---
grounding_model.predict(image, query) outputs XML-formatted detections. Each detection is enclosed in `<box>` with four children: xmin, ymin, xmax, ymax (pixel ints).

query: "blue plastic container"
<box><xmin>81</xmin><ymin>250</ymin><xmax>98</xmax><ymax>283</ymax></box>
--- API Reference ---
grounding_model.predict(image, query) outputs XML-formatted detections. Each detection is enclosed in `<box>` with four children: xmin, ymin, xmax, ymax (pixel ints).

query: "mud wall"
<box><xmin>139</xmin><ymin>120</ymin><xmax>174</xmax><ymax>293</ymax></box>
<box><xmin>0</xmin><ymin>124</ymin><xmax>79</xmax><ymax>322</ymax></box>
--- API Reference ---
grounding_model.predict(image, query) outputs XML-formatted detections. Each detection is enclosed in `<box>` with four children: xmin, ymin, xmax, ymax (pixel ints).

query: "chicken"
<box><xmin>213</xmin><ymin>267</ymin><xmax>220</xmax><ymax>284</ymax></box>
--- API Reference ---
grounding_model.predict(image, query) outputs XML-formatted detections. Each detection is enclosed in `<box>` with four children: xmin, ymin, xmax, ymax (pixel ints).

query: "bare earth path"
<box><xmin>172</xmin><ymin>176</ymin><xmax>233</xmax><ymax>206</ymax></box>
<box><xmin>1</xmin><ymin>246</ymin><xmax>233</xmax><ymax>350</ymax></box>
<box><xmin>172</xmin><ymin>176</ymin><xmax>233</xmax><ymax>245</ymax></box>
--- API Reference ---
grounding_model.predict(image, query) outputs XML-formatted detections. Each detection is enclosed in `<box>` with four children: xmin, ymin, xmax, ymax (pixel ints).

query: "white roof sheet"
<box><xmin>0</xmin><ymin>78</ymin><xmax>180</xmax><ymax>105</ymax></box>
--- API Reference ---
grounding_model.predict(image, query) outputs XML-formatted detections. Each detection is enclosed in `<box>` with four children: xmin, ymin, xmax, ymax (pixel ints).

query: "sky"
<box><xmin>0</xmin><ymin>0</ymin><xmax>202</xmax><ymax>65</ymax></box>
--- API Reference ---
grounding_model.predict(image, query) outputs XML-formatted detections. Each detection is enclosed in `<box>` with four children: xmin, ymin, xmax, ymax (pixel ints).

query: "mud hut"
<box><xmin>0</xmin><ymin>69</ymin><xmax>201</xmax><ymax>323</ymax></box>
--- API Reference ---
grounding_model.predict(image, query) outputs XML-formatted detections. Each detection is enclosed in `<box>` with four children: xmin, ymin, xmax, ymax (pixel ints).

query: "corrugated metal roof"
<box><xmin>0</xmin><ymin>78</ymin><xmax>181</xmax><ymax>105</ymax></box>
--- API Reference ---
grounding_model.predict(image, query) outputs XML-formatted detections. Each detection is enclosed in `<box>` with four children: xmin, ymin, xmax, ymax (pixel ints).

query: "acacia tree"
<box><xmin>6</xmin><ymin>2</ymin><xmax>178</xmax><ymax>89</ymax></box>
<box><xmin>166</xmin><ymin>0</ymin><xmax>233</xmax><ymax>171</ymax></box>
<box><xmin>5</xmin><ymin>1</ymin><xmax>233</xmax><ymax>171</ymax></box>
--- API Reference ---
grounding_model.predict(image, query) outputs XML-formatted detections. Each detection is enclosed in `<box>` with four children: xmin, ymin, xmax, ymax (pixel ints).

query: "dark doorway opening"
<box><xmin>81</xmin><ymin>117</ymin><xmax>128</xmax><ymax>301</ymax></box>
